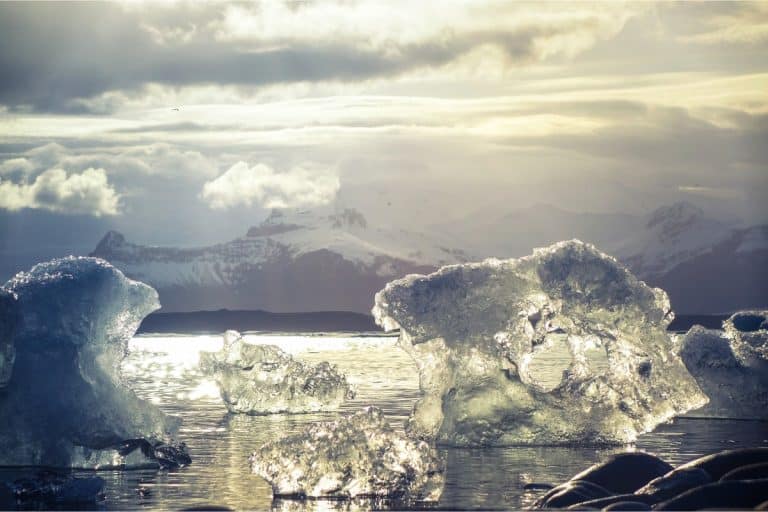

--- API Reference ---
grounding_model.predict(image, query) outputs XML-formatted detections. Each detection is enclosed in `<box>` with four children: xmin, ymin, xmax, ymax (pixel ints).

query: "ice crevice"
<box><xmin>372</xmin><ymin>240</ymin><xmax>708</xmax><ymax>447</ymax></box>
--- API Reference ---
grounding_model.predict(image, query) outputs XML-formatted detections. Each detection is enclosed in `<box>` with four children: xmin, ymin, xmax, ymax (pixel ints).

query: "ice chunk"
<box><xmin>679</xmin><ymin>312</ymin><xmax>768</xmax><ymax>419</ymax></box>
<box><xmin>200</xmin><ymin>330</ymin><xmax>354</xmax><ymax>414</ymax></box>
<box><xmin>0</xmin><ymin>257</ymin><xmax>182</xmax><ymax>468</ymax></box>
<box><xmin>372</xmin><ymin>240</ymin><xmax>707</xmax><ymax>446</ymax></box>
<box><xmin>250</xmin><ymin>406</ymin><xmax>444</xmax><ymax>502</ymax></box>
<box><xmin>0</xmin><ymin>289</ymin><xmax>17</xmax><ymax>388</ymax></box>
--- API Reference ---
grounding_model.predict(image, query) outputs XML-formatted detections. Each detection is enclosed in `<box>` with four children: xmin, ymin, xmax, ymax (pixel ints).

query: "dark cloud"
<box><xmin>0</xmin><ymin>3</ymin><xmax>628</xmax><ymax>113</ymax></box>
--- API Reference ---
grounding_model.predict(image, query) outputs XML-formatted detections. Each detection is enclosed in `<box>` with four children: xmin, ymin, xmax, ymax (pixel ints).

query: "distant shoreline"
<box><xmin>137</xmin><ymin>309</ymin><xmax>730</xmax><ymax>335</ymax></box>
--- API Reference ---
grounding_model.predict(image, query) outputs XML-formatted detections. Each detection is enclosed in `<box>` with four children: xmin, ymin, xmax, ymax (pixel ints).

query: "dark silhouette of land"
<box><xmin>137</xmin><ymin>309</ymin><xmax>729</xmax><ymax>335</ymax></box>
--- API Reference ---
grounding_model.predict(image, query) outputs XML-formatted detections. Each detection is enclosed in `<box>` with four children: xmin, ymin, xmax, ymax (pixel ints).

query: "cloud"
<box><xmin>201</xmin><ymin>162</ymin><xmax>339</xmax><ymax>210</ymax></box>
<box><xmin>676</xmin><ymin>2</ymin><xmax>768</xmax><ymax>45</ymax></box>
<box><xmin>0</xmin><ymin>168</ymin><xmax>120</xmax><ymax>216</ymax></box>
<box><xmin>0</xmin><ymin>2</ymin><xmax>642</xmax><ymax>113</ymax></box>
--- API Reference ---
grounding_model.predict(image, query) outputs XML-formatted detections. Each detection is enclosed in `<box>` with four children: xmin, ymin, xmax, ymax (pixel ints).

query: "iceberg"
<box><xmin>200</xmin><ymin>330</ymin><xmax>354</xmax><ymax>414</ymax></box>
<box><xmin>372</xmin><ymin>240</ymin><xmax>707</xmax><ymax>446</ymax></box>
<box><xmin>250</xmin><ymin>406</ymin><xmax>444</xmax><ymax>502</ymax></box>
<box><xmin>679</xmin><ymin>311</ymin><xmax>767</xmax><ymax>419</ymax></box>
<box><xmin>0</xmin><ymin>257</ymin><xmax>184</xmax><ymax>468</ymax></box>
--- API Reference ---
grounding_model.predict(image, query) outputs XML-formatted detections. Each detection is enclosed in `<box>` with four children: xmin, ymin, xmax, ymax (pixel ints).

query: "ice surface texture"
<box><xmin>0</xmin><ymin>257</ymin><xmax>180</xmax><ymax>467</ymax></box>
<box><xmin>200</xmin><ymin>330</ymin><xmax>354</xmax><ymax>414</ymax></box>
<box><xmin>250</xmin><ymin>406</ymin><xmax>444</xmax><ymax>501</ymax></box>
<box><xmin>373</xmin><ymin>240</ymin><xmax>707</xmax><ymax>446</ymax></box>
<box><xmin>680</xmin><ymin>311</ymin><xmax>767</xmax><ymax>419</ymax></box>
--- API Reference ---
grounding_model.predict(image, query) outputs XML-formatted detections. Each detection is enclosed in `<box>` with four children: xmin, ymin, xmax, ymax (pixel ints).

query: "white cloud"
<box><xmin>201</xmin><ymin>162</ymin><xmax>339</xmax><ymax>210</ymax></box>
<box><xmin>0</xmin><ymin>168</ymin><xmax>120</xmax><ymax>216</ymax></box>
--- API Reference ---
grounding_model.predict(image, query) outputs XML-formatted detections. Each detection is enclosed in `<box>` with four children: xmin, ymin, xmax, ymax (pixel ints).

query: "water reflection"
<box><xmin>6</xmin><ymin>333</ymin><xmax>761</xmax><ymax>511</ymax></box>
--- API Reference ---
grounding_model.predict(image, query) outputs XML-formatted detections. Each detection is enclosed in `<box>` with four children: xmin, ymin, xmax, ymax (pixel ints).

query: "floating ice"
<box><xmin>372</xmin><ymin>240</ymin><xmax>707</xmax><ymax>446</ymax></box>
<box><xmin>250</xmin><ymin>406</ymin><xmax>444</xmax><ymax>502</ymax></box>
<box><xmin>0</xmin><ymin>257</ymin><xmax>183</xmax><ymax>468</ymax></box>
<box><xmin>200</xmin><ymin>330</ymin><xmax>354</xmax><ymax>414</ymax></box>
<box><xmin>679</xmin><ymin>311</ymin><xmax>768</xmax><ymax>419</ymax></box>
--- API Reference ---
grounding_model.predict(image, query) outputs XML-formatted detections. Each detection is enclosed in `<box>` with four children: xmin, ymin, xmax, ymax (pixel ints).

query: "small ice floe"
<box><xmin>372</xmin><ymin>240</ymin><xmax>707</xmax><ymax>446</ymax></box>
<box><xmin>0</xmin><ymin>257</ymin><xmax>185</xmax><ymax>468</ymax></box>
<box><xmin>679</xmin><ymin>310</ymin><xmax>768</xmax><ymax>419</ymax></box>
<box><xmin>250</xmin><ymin>406</ymin><xmax>444</xmax><ymax>503</ymax></box>
<box><xmin>200</xmin><ymin>330</ymin><xmax>354</xmax><ymax>414</ymax></box>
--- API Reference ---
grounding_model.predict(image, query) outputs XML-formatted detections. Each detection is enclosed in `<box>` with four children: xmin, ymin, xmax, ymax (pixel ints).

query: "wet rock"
<box><xmin>654</xmin><ymin>478</ymin><xmax>768</xmax><ymax>510</ymax></box>
<box><xmin>568</xmin><ymin>453</ymin><xmax>673</xmax><ymax>495</ymax></box>
<box><xmin>565</xmin><ymin>494</ymin><xmax>656</xmax><ymax>510</ymax></box>
<box><xmin>674</xmin><ymin>447</ymin><xmax>768</xmax><ymax>480</ymax></box>
<box><xmin>541</xmin><ymin>481</ymin><xmax>612</xmax><ymax>508</ymax></box>
<box><xmin>720</xmin><ymin>462</ymin><xmax>768</xmax><ymax>481</ymax></box>
<box><xmin>634</xmin><ymin>467</ymin><xmax>712</xmax><ymax>503</ymax></box>
<box><xmin>601</xmin><ymin>501</ymin><xmax>650</xmax><ymax>511</ymax></box>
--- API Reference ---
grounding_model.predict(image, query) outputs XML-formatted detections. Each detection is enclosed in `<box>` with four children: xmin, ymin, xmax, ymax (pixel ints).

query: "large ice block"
<box><xmin>0</xmin><ymin>257</ymin><xmax>182</xmax><ymax>468</ymax></box>
<box><xmin>679</xmin><ymin>311</ymin><xmax>767</xmax><ymax>419</ymax></box>
<box><xmin>373</xmin><ymin>240</ymin><xmax>707</xmax><ymax>446</ymax></box>
<box><xmin>250</xmin><ymin>406</ymin><xmax>444</xmax><ymax>502</ymax></box>
<box><xmin>200</xmin><ymin>330</ymin><xmax>354</xmax><ymax>414</ymax></box>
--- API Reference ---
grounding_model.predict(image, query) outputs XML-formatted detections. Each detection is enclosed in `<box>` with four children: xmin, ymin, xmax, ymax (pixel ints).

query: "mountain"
<box><xmin>92</xmin><ymin>202</ymin><xmax>767</xmax><ymax>315</ymax></box>
<box><xmin>91</xmin><ymin>208</ymin><xmax>468</xmax><ymax>313</ymax></box>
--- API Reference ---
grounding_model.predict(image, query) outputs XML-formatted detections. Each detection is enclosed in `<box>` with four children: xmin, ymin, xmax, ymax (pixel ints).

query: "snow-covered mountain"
<box><xmin>91</xmin><ymin>208</ymin><xmax>468</xmax><ymax>313</ymax></box>
<box><xmin>91</xmin><ymin>202</ymin><xmax>768</xmax><ymax>315</ymax></box>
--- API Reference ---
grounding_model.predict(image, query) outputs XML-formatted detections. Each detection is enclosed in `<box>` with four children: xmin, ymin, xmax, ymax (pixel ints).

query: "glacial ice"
<box><xmin>679</xmin><ymin>311</ymin><xmax>767</xmax><ymax>419</ymax></box>
<box><xmin>0</xmin><ymin>257</ymin><xmax>183</xmax><ymax>468</ymax></box>
<box><xmin>200</xmin><ymin>330</ymin><xmax>354</xmax><ymax>414</ymax></box>
<box><xmin>250</xmin><ymin>406</ymin><xmax>444</xmax><ymax>502</ymax></box>
<box><xmin>372</xmin><ymin>240</ymin><xmax>707</xmax><ymax>446</ymax></box>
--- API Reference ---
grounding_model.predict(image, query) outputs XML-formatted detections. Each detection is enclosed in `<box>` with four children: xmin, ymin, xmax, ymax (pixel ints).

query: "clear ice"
<box><xmin>250</xmin><ymin>406</ymin><xmax>444</xmax><ymax>501</ymax></box>
<box><xmin>200</xmin><ymin>330</ymin><xmax>354</xmax><ymax>414</ymax></box>
<box><xmin>679</xmin><ymin>310</ymin><xmax>768</xmax><ymax>419</ymax></box>
<box><xmin>372</xmin><ymin>240</ymin><xmax>707</xmax><ymax>446</ymax></box>
<box><xmin>0</xmin><ymin>257</ymin><xmax>182</xmax><ymax>468</ymax></box>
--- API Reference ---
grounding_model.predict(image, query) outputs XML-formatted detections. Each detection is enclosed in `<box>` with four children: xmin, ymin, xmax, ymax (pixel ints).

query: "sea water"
<box><xmin>3</xmin><ymin>333</ymin><xmax>766</xmax><ymax>510</ymax></box>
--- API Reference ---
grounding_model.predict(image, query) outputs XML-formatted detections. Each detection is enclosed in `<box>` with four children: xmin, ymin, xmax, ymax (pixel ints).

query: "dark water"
<box><xmin>2</xmin><ymin>333</ymin><xmax>766</xmax><ymax>510</ymax></box>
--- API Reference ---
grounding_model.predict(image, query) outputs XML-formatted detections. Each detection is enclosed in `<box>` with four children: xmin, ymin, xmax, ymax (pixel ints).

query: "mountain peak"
<box><xmin>92</xmin><ymin>230</ymin><xmax>126</xmax><ymax>256</ymax></box>
<box><xmin>646</xmin><ymin>201</ymin><xmax>703</xmax><ymax>230</ymax></box>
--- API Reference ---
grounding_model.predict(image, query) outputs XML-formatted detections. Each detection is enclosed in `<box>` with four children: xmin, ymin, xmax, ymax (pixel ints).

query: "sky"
<box><xmin>0</xmin><ymin>1</ymin><xmax>767</xmax><ymax>277</ymax></box>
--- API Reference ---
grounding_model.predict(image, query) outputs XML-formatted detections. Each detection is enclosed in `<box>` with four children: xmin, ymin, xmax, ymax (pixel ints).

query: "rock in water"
<box><xmin>200</xmin><ymin>330</ymin><xmax>354</xmax><ymax>414</ymax></box>
<box><xmin>679</xmin><ymin>312</ymin><xmax>768</xmax><ymax>419</ymax></box>
<box><xmin>372</xmin><ymin>240</ymin><xmax>707</xmax><ymax>446</ymax></box>
<box><xmin>0</xmin><ymin>257</ymin><xmax>181</xmax><ymax>468</ymax></box>
<box><xmin>250</xmin><ymin>406</ymin><xmax>444</xmax><ymax>502</ymax></box>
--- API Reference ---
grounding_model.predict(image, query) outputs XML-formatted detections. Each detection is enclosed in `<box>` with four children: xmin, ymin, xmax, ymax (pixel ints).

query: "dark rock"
<box><xmin>154</xmin><ymin>441</ymin><xmax>191</xmax><ymax>469</ymax></box>
<box><xmin>633</xmin><ymin>467</ymin><xmax>712</xmax><ymax>503</ymax></box>
<box><xmin>674</xmin><ymin>447</ymin><xmax>768</xmax><ymax>480</ymax></box>
<box><xmin>719</xmin><ymin>462</ymin><xmax>768</xmax><ymax>481</ymax></box>
<box><xmin>567</xmin><ymin>452</ymin><xmax>673</xmax><ymax>494</ymax></box>
<box><xmin>525</xmin><ymin>482</ymin><xmax>556</xmax><ymax>491</ymax></box>
<box><xmin>602</xmin><ymin>501</ymin><xmax>650</xmax><ymax>511</ymax></box>
<box><xmin>541</xmin><ymin>481</ymin><xmax>613</xmax><ymax>508</ymax></box>
<box><xmin>654</xmin><ymin>478</ymin><xmax>768</xmax><ymax>510</ymax></box>
<box><xmin>566</xmin><ymin>494</ymin><xmax>656</xmax><ymax>510</ymax></box>
<box><xmin>8</xmin><ymin>471</ymin><xmax>105</xmax><ymax>504</ymax></box>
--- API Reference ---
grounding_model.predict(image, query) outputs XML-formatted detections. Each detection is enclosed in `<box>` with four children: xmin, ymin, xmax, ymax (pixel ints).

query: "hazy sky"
<box><xmin>0</xmin><ymin>1</ymin><xmax>767</xmax><ymax>275</ymax></box>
